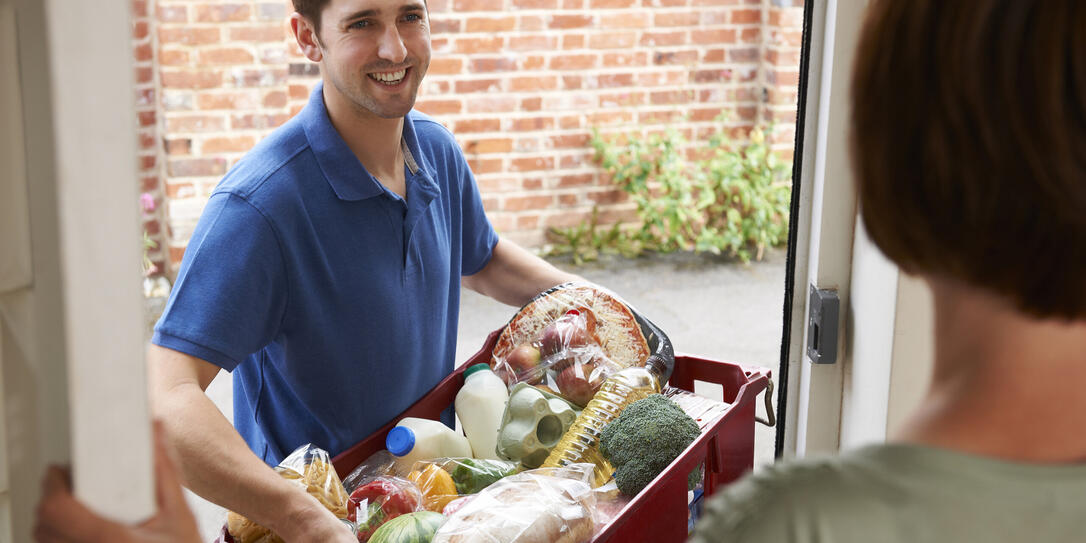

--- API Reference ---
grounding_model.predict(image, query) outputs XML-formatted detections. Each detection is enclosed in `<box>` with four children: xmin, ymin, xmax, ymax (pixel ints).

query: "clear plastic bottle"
<box><xmin>541</xmin><ymin>355</ymin><xmax>667</xmax><ymax>487</ymax></box>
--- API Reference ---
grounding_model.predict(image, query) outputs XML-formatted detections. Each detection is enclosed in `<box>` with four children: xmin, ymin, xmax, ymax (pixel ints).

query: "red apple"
<box><xmin>539</xmin><ymin>311</ymin><xmax>595</xmax><ymax>359</ymax></box>
<box><xmin>505</xmin><ymin>343</ymin><xmax>544</xmax><ymax>384</ymax></box>
<box><xmin>556</xmin><ymin>361</ymin><xmax>606</xmax><ymax>407</ymax></box>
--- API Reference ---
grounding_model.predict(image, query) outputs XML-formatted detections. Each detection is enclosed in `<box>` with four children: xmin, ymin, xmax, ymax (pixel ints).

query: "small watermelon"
<box><xmin>367</xmin><ymin>511</ymin><xmax>446</xmax><ymax>543</ymax></box>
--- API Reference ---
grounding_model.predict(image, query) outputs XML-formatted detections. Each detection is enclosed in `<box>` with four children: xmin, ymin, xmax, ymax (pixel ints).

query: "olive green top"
<box><xmin>690</xmin><ymin>444</ymin><xmax>1086</xmax><ymax>543</ymax></box>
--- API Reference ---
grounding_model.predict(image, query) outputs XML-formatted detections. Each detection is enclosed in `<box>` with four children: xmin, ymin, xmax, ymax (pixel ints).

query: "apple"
<box><xmin>505</xmin><ymin>343</ymin><xmax>544</xmax><ymax>384</ymax></box>
<box><xmin>556</xmin><ymin>361</ymin><xmax>606</xmax><ymax>407</ymax></box>
<box><xmin>539</xmin><ymin>310</ymin><xmax>595</xmax><ymax>359</ymax></box>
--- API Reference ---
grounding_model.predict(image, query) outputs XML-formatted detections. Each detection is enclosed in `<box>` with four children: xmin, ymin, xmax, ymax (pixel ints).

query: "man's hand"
<box><xmin>34</xmin><ymin>421</ymin><xmax>201</xmax><ymax>543</ymax></box>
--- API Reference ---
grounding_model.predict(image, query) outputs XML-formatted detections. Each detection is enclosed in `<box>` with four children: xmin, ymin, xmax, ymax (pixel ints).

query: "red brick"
<box><xmin>455</xmin><ymin>36</ymin><xmax>504</xmax><ymax>54</ymax></box>
<box><xmin>138</xmin><ymin>110</ymin><xmax>156</xmax><ymax>126</ymax></box>
<box><xmin>160</xmin><ymin>49</ymin><xmax>190</xmax><ymax>66</ymax></box>
<box><xmin>132</xmin><ymin>21</ymin><xmax>149</xmax><ymax>40</ymax></box>
<box><xmin>563</xmin><ymin>34</ymin><xmax>585</xmax><ymax>49</ymax></box>
<box><xmin>455</xmin><ymin>79</ymin><xmax>502</xmax><ymax>93</ymax></box>
<box><xmin>464</xmin><ymin>137</ymin><xmax>514</xmax><ymax>154</ymax></box>
<box><xmin>729</xmin><ymin>47</ymin><xmax>759</xmax><ymax>62</ymax></box>
<box><xmin>694</xmin><ymin>69</ymin><xmax>728</xmax><ymax>83</ymax></box>
<box><xmin>466</xmin><ymin>16</ymin><xmax>516</xmax><ymax>32</ymax></box>
<box><xmin>655</xmin><ymin>12</ymin><xmax>699</xmax><ymax>26</ymax></box>
<box><xmin>520</xmin><ymin>55</ymin><xmax>545</xmax><ymax>70</ymax></box>
<box><xmin>590</xmin><ymin>0</ymin><xmax>634</xmax><ymax>7</ymax></box>
<box><xmin>454</xmin><ymin>119</ymin><xmax>500</xmax><ymax>133</ymax></box>
<box><xmin>167</xmin><ymin>115</ymin><xmax>226</xmax><ymax>133</ymax></box>
<box><xmin>516</xmin><ymin>214</ymin><xmax>541</xmax><ymax>230</ymax></box>
<box><xmin>544</xmin><ymin>210</ymin><xmax>591</xmax><ymax>228</ymax></box>
<box><xmin>731</xmin><ymin>8</ymin><xmax>761</xmax><ymax>24</ymax></box>
<box><xmin>431</xmin><ymin>18</ymin><xmax>462</xmax><ymax>34</ymax></box>
<box><xmin>599</xmin><ymin>91</ymin><xmax>646</xmax><ymax>107</ymax></box>
<box><xmin>169</xmin><ymin>245</ymin><xmax>187</xmax><ymax>265</ymax></box>
<box><xmin>132</xmin><ymin>0</ymin><xmax>148</xmax><ymax>18</ymax></box>
<box><xmin>692</xmin><ymin>28</ymin><xmax>736</xmax><ymax>44</ymax></box>
<box><xmin>650</xmin><ymin>89</ymin><xmax>696</xmax><ymax>105</ymax></box>
<box><xmin>559</xmin><ymin>115</ymin><xmax>583</xmax><ymax>129</ymax></box>
<box><xmin>468</xmin><ymin>158</ymin><xmax>503</xmax><ymax>174</ymax></box>
<box><xmin>509</xmin><ymin>34</ymin><xmax>557</xmax><ymax>51</ymax></box>
<box><xmin>470</xmin><ymin>57</ymin><xmax>516</xmax><ymax>72</ymax></box>
<box><xmin>511</xmin><ymin>75</ymin><xmax>558</xmax><ymax>91</ymax></box>
<box><xmin>515</xmin><ymin>137</ymin><xmax>541</xmax><ymax>153</ymax></box>
<box><xmin>429</xmin><ymin>58</ymin><xmax>463</xmax><ymax>75</ymax></box>
<box><xmin>168</xmin><ymin>158</ymin><xmax>226</xmax><ymax>177</ymax></box>
<box><xmin>453</xmin><ymin>0</ymin><xmax>503</xmax><ymax>11</ymax></box>
<box><xmin>228</xmin><ymin>68</ymin><xmax>288</xmax><ymax>88</ymax></box>
<box><xmin>503</xmin><ymin>194</ymin><xmax>554</xmax><ymax>211</ymax></box>
<box><xmin>519</xmin><ymin>97</ymin><xmax>542</xmax><ymax>111</ymax></box>
<box><xmin>704</xmin><ymin>48</ymin><xmax>726</xmax><ymax>62</ymax></box>
<box><xmin>140</xmin><ymin>154</ymin><xmax>157</xmax><ymax>170</ymax></box>
<box><xmin>518</xmin><ymin>15</ymin><xmax>545</xmax><ymax>31</ymax></box>
<box><xmin>197</xmin><ymin>90</ymin><xmax>260</xmax><ymax>110</ymax></box>
<box><xmin>587</xmin><ymin>111</ymin><xmax>633</xmax><ymax>125</ymax></box>
<box><xmin>289</xmin><ymin>84</ymin><xmax>310</xmax><ymax>100</ymax></box>
<box><xmin>510</xmin><ymin>117</ymin><xmax>555</xmax><ymax>131</ymax></box>
<box><xmin>202</xmin><ymin>136</ymin><xmax>256</xmax><ymax>153</ymax></box>
<box><xmin>165</xmin><ymin>181</ymin><xmax>194</xmax><ymax>198</ymax></box>
<box><xmin>195</xmin><ymin>4</ymin><xmax>251</xmax><ymax>22</ymax></box>
<box><xmin>159</xmin><ymin>27</ymin><xmax>221</xmax><ymax>46</ymax></box>
<box><xmin>700</xmin><ymin>9</ymin><xmax>729</xmax><ymax>24</ymax></box>
<box><xmin>597</xmin><ymin>73</ymin><xmax>633</xmax><ymax>88</ymax></box>
<box><xmin>143</xmin><ymin>219</ymin><xmax>161</xmax><ymax>236</ymax></box>
<box><xmin>612</xmin><ymin>12</ymin><xmax>650</xmax><ymax>28</ymax></box>
<box><xmin>740</xmin><ymin>27</ymin><xmax>761</xmax><ymax>43</ymax></box>
<box><xmin>550</xmin><ymin>54</ymin><xmax>597</xmax><ymax>70</ymax></box>
<box><xmin>557</xmin><ymin>194</ymin><xmax>579</xmax><ymax>206</ymax></box>
<box><xmin>587</xmin><ymin>189</ymin><xmax>625</xmax><ymax>205</ymax></box>
<box><xmin>415</xmin><ymin>99</ymin><xmax>463</xmax><ymax>115</ymax></box>
<box><xmin>562</xmin><ymin>0</ymin><xmax>585</xmax><ymax>7</ymax></box>
<box><xmin>134</xmin><ymin>43</ymin><xmax>153</xmax><ymax>62</ymax></box>
<box><xmin>136</xmin><ymin>66</ymin><xmax>153</xmax><ymax>84</ymax></box>
<box><xmin>639</xmin><ymin>109</ymin><xmax>684</xmax><ymax>124</ymax></box>
<box><xmin>514</xmin><ymin>0</ymin><xmax>557</xmax><ymax>7</ymax></box>
<box><xmin>138</xmin><ymin>131</ymin><xmax>155</xmax><ymax>150</ymax></box>
<box><xmin>766</xmin><ymin>48</ymin><xmax>802</xmax><ymax>67</ymax></box>
<box><xmin>165</xmin><ymin>138</ymin><xmax>192</xmax><ymax>155</ymax></box>
<box><xmin>199</xmin><ymin>47</ymin><xmax>255</xmax><ymax>65</ymax></box>
<box><xmin>551</xmin><ymin>14</ymin><xmax>593</xmax><ymax>29</ymax></box>
<box><xmin>549</xmin><ymin>134</ymin><xmax>590</xmax><ymax>149</ymax></box>
<box><xmin>557</xmin><ymin>173</ymin><xmax>594</xmax><ymax>188</ymax></box>
<box><xmin>510</xmin><ymin>157</ymin><xmax>555</xmax><ymax>172</ymax></box>
<box><xmin>230</xmin><ymin>25</ymin><xmax>288</xmax><ymax>42</ymax></box>
<box><xmin>522</xmin><ymin>178</ymin><xmax>543</xmax><ymax>190</ymax></box>
<box><xmin>263</xmin><ymin>90</ymin><xmax>287</xmax><ymax>108</ymax></box>
<box><xmin>603</xmin><ymin>52</ymin><xmax>648</xmax><ymax>67</ymax></box>
<box><xmin>562</xmin><ymin>75</ymin><xmax>583</xmax><ymax>89</ymax></box>
<box><xmin>141</xmin><ymin>176</ymin><xmax>159</xmax><ymax>192</ymax></box>
<box><xmin>157</xmin><ymin>4</ymin><xmax>187</xmax><ymax>23</ymax></box>
<box><xmin>231</xmin><ymin>113</ymin><xmax>291</xmax><ymax>129</ymax></box>
<box><xmin>489</xmin><ymin>213</ymin><xmax>514</xmax><ymax>230</ymax></box>
<box><xmin>653</xmin><ymin>50</ymin><xmax>698</xmax><ymax>65</ymax></box>
<box><xmin>588</xmin><ymin>31</ymin><xmax>637</xmax><ymax>50</ymax></box>
<box><xmin>467</xmin><ymin>96</ymin><xmax>518</xmax><ymax>113</ymax></box>
<box><xmin>640</xmin><ymin>31</ymin><xmax>686</xmax><ymax>47</ymax></box>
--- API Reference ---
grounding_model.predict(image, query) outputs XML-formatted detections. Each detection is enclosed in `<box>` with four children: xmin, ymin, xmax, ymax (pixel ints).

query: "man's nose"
<box><xmin>377</xmin><ymin>26</ymin><xmax>407</xmax><ymax>63</ymax></box>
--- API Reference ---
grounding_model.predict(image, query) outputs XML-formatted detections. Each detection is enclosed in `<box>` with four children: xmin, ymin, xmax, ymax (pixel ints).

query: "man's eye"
<box><xmin>403</xmin><ymin>13</ymin><xmax>421</xmax><ymax>22</ymax></box>
<box><xmin>348</xmin><ymin>20</ymin><xmax>370</xmax><ymax>29</ymax></box>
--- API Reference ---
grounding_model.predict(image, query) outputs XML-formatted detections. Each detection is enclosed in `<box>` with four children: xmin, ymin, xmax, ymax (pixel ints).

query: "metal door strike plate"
<box><xmin>806</xmin><ymin>285</ymin><xmax>839</xmax><ymax>364</ymax></box>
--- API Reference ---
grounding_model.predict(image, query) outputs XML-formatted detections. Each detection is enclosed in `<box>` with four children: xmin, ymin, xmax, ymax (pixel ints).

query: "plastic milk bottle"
<box><xmin>386</xmin><ymin>417</ymin><xmax>473</xmax><ymax>474</ymax></box>
<box><xmin>455</xmin><ymin>363</ymin><xmax>510</xmax><ymax>459</ymax></box>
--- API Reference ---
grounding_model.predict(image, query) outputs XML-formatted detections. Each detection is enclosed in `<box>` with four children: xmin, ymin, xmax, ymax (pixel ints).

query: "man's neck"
<box><xmin>322</xmin><ymin>83</ymin><xmax>406</xmax><ymax>187</ymax></box>
<box><xmin>895</xmin><ymin>276</ymin><xmax>1086</xmax><ymax>463</ymax></box>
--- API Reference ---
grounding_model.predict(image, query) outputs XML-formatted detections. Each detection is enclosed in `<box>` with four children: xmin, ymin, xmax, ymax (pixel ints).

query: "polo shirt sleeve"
<box><xmin>152</xmin><ymin>192</ymin><xmax>288</xmax><ymax>371</ymax></box>
<box><xmin>457</xmin><ymin>155</ymin><xmax>499</xmax><ymax>276</ymax></box>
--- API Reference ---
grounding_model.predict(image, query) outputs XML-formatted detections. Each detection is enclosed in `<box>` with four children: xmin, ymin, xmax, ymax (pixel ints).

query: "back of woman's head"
<box><xmin>851</xmin><ymin>0</ymin><xmax>1086</xmax><ymax>320</ymax></box>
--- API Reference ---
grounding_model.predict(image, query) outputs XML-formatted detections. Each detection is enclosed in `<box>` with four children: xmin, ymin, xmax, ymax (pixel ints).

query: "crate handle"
<box><xmin>755</xmin><ymin>378</ymin><xmax>776</xmax><ymax>427</ymax></box>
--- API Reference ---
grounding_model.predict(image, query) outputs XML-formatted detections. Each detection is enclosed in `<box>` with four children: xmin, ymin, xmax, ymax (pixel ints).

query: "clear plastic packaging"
<box><xmin>540</xmin><ymin>356</ymin><xmax>667</xmax><ymax>487</ymax></box>
<box><xmin>431</xmin><ymin>464</ymin><xmax>598</xmax><ymax>543</ymax></box>
<box><xmin>403</xmin><ymin>457</ymin><xmax>519</xmax><ymax>513</ymax></box>
<box><xmin>224</xmin><ymin>444</ymin><xmax>350</xmax><ymax>543</ymax></box>
<box><xmin>346</xmin><ymin>476</ymin><xmax>423</xmax><ymax>542</ymax></box>
<box><xmin>342</xmin><ymin>449</ymin><xmax>398</xmax><ymax>493</ymax></box>
<box><xmin>490</xmin><ymin>283</ymin><xmax>656</xmax><ymax>408</ymax></box>
<box><xmin>662</xmin><ymin>386</ymin><xmax>733</xmax><ymax>429</ymax></box>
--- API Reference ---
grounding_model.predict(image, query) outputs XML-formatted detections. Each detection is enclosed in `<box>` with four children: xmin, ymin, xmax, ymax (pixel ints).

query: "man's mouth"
<box><xmin>368</xmin><ymin>68</ymin><xmax>408</xmax><ymax>86</ymax></box>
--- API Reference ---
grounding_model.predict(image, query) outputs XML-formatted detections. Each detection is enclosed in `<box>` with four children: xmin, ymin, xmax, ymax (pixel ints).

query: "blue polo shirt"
<box><xmin>153</xmin><ymin>83</ymin><xmax>498</xmax><ymax>465</ymax></box>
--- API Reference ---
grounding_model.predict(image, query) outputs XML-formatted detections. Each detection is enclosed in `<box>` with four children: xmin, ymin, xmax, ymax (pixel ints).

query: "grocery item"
<box><xmin>432</xmin><ymin>466</ymin><xmax>596</xmax><ymax>543</ymax></box>
<box><xmin>455</xmin><ymin>363</ymin><xmax>509</xmax><ymax>459</ymax></box>
<box><xmin>598</xmin><ymin>394</ymin><xmax>701</xmax><ymax>496</ymax></box>
<box><xmin>226</xmin><ymin>444</ymin><xmax>350</xmax><ymax>543</ymax></box>
<box><xmin>491</xmin><ymin>284</ymin><xmax>655</xmax><ymax>401</ymax></box>
<box><xmin>540</xmin><ymin>354</ymin><xmax>668</xmax><ymax>487</ymax></box>
<box><xmin>446</xmin><ymin>458</ymin><xmax>519</xmax><ymax>495</ymax></box>
<box><xmin>408</xmin><ymin>463</ymin><xmax>459</xmax><ymax>512</ymax></box>
<box><xmin>348</xmin><ymin>477</ymin><xmax>423</xmax><ymax>542</ymax></box>
<box><xmin>343</xmin><ymin>449</ymin><xmax>398</xmax><ymax>493</ymax></box>
<box><xmin>368</xmin><ymin>511</ymin><xmax>447</xmax><ymax>543</ymax></box>
<box><xmin>387</xmin><ymin>418</ymin><xmax>473</xmax><ymax>475</ymax></box>
<box><xmin>496</xmin><ymin>383</ymin><xmax>580</xmax><ymax>469</ymax></box>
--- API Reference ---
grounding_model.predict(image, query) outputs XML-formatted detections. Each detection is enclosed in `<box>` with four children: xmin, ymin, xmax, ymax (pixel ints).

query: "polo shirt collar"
<box><xmin>299</xmin><ymin>82</ymin><xmax>436</xmax><ymax>201</ymax></box>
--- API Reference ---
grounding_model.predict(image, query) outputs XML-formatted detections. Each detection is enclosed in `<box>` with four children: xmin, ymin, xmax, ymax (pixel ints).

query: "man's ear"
<box><xmin>290</xmin><ymin>12</ymin><xmax>323</xmax><ymax>63</ymax></box>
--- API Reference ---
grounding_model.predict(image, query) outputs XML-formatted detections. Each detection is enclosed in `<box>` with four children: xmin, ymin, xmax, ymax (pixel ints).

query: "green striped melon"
<box><xmin>367</xmin><ymin>511</ymin><xmax>446</xmax><ymax>543</ymax></box>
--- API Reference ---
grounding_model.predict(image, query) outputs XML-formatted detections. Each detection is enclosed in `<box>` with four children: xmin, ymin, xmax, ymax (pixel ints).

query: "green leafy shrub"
<box><xmin>548</xmin><ymin>120</ymin><xmax>792</xmax><ymax>263</ymax></box>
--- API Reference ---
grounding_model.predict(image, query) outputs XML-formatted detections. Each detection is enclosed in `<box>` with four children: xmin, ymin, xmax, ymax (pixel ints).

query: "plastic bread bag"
<box><xmin>431</xmin><ymin>463</ymin><xmax>598</xmax><ymax>543</ymax></box>
<box><xmin>223</xmin><ymin>444</ymin><xmax>350</xmax><ymax>543</ymax></box>
<box><xmin>490</xmin><ymin>282</ymin><xmax>675</xmax><ymax>408</ymax></box>
<box><xmin>347</xmin><ymin>476</ymin><xmax>424</xmax><ymax>542</ymax></box>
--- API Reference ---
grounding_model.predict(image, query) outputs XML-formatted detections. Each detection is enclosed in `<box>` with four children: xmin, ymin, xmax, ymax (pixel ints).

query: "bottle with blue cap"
<box><xmin>386</xmin><ymin>417</ymin><xmax>473</xmax><ymax>475</ymax></box>
<box><xmin>455</xmin><ymin>363</ymin><xmax>510</xmax><ymax>459</ymax></box>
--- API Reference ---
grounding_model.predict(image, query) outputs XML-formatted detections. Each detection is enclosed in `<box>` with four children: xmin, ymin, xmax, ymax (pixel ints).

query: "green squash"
<box><xmin>367</xmin><ymin>511</ymin><xmax>446</xmax><ymax>543</ymax></box>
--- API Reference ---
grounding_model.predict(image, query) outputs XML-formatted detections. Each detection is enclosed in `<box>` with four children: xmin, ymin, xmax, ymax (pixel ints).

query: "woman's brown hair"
<box><xmin>851</xmin><ymin>0</ymin><xmax>1086</xmax><ymax>319</ymax></box>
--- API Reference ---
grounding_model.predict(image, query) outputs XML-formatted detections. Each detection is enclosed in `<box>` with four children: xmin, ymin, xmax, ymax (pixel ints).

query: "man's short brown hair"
<box><xmin>851</xmin><ymin>0</ymin><xmax>1086</xmax><ymax>319</ymax></box>
<box><xmin>292</xmin><ymin>0</ymin><xmax>331</xmax><ymax>33</ymax></box>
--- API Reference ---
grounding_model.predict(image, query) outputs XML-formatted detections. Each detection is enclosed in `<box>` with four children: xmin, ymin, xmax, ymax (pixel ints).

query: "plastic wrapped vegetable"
<box><xmin>225</xmin><ymin>444</ymin><xmax>350</xmax><ymax>543</ymax></box>
<box><xmin>490</xmin><ymin>283</ymin><xmax>672</xmax><ymax>408</ymax></box>
<box><xmin>431</xmin><ymin>465</ymin><xmax>597</xmax><ymax>543</ymax></box>
<box><xmin>408</xmin><ymin>463</ymin><xmax>459</xmax><ymax>513</ymax></box>
<box><xmin>447</xmin><ymin>458</ymin><xmax>519</xmax><ymax>495</ymax></box>
<box><xmin>348</xmin><ymin>476</ymin><xmax>423</xmax><ymax>542</ymax></box>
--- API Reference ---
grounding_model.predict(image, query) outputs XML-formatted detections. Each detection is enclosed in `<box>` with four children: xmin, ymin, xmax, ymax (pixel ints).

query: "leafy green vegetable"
<box><xmin>448</xmin><ymin>458</ymin><xmax>518</xmax><ymax>495</ymax></box>
<box><xmin>599</xmin><ymin>394</ymin><xmax>701</xmax><ymax>496</ymax></box>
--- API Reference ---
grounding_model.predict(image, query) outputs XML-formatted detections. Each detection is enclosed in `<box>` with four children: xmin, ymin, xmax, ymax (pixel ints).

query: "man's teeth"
<box><xmin>370</xmin><ymin>69</ymin><xmax>406</xmax><ymax>84</ymax></box>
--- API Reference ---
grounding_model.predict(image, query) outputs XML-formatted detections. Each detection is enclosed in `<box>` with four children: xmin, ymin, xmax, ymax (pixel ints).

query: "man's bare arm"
<box><xmin>147</xmin><ymin>344</ymin><xmax>353</xmax><ymax>542</ymax></box>
<box><xmin>461</xmin><ymin>237</ymin><xmax>583</xmax><ymax>307</ymax></box>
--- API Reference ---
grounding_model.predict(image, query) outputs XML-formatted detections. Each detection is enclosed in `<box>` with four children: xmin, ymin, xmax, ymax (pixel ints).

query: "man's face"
<box><xmin>315</xmin><ymin>0</ymin><xmax>431</xmax><ymax>119</ymax></box>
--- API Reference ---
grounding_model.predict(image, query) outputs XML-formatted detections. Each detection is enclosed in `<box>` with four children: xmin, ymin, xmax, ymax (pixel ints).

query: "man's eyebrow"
<box><xmin>400</xmin><ymin>2</ymin><xmax>426</xmax><ymax>12</ymax></box>
<box><xmin>341</xmin><ymin>9</ymin><xmax>377</xmax><ymax>23</ymax></box>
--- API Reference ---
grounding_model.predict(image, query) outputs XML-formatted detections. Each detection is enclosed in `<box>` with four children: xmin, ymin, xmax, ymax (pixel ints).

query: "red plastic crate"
<box><xmin>331</xmin><ymin>330</ymin><xmax>771</xmax><ymax>543</ymax></box>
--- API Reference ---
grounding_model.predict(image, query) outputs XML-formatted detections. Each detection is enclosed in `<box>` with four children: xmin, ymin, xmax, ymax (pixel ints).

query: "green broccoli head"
<box><xmin>599</xmin><ymin>394</ymin><xmax>701</xmax><ymax>496</ymax></box>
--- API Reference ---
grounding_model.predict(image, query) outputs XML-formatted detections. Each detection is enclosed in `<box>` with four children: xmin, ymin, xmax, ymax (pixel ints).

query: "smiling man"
<box><xmin>142</xmin><ymin>0</ymin><xmax>579</xmax><ymax>540</ymax></box>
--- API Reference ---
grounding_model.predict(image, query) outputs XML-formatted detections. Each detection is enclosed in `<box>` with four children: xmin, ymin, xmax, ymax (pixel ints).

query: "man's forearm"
<box><xmin>148</xmin><ymin>347</ymin><xmax>351</xmax><ymax>542</ymax></box>
<box><xmin>463</xmin><ymin>238</ymin><xmax>583</xmax><ymax>306</ymax></box>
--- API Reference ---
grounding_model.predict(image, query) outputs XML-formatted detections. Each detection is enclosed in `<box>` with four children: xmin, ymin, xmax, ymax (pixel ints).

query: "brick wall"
<box><xmin>146</xmin><ymin>0</ymin><xmax>804</xmax><ymax>276</ymax></box>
